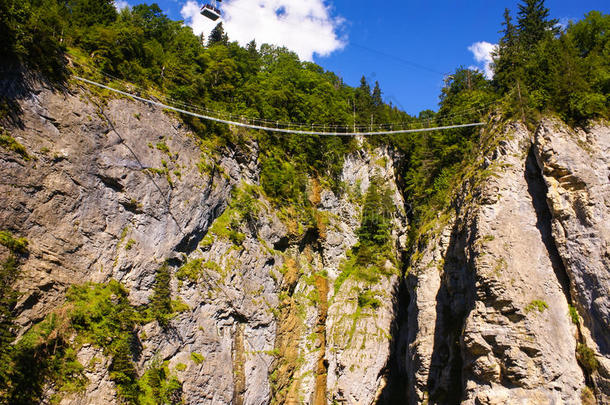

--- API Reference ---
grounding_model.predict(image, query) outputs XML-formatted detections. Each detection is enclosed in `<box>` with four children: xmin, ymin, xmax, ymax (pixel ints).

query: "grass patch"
<box><xmin>155</xmin><ymin>142</ymin><xmax>170</xmax><ymax>154</ymax></box>
<box><xmin>525</xmin><ymin>300</ymin><xmax>548</xmax><ymax>313</ymax></box>
<box><xmin>0</xmin><ymin>231</ymin><xmax>28</xmax><ymax>254</ymax></box>
<box><xmin>190</xmin><ymin>352</ymin><xmax>204</xmax><ymax>364</ymax></box>
<box><xmin>0</xmin><ymin>130</ymin><xmax>31</xmax><ymax>161</ymax></box>
<box><xmin>568</xmin><ymin>305</ymin><xmax>580</xmax><ymax>325</ymax></box>
<box><xmin>125</xmin><ymin>239</ymin><xmax>136</xmax><ymax>251</ymax></box>
<box><xmin>357</xmin><ymin>290</ymin><xmax>381</xmax><ymax>310</ymax></box>
<box><xmin>577</xmin><ymin>344</ymin><xmax>599</xmax><ymax>373</ymax></box>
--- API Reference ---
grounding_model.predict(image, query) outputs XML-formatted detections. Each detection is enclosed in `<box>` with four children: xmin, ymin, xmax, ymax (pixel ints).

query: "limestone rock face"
<box><xmin>1</xmin><ymin>77</ymin><xmax>609</xmax><ymax>405</ymax></box>
<box><xmin>406</xmin><ymin>122</ymin><xmax>594</xmax><ymax>404</ymax></box>
<box><xmin>534</xmin><ymin>119</ymin><xmax>610</xmax><ymax>402</ymax></box>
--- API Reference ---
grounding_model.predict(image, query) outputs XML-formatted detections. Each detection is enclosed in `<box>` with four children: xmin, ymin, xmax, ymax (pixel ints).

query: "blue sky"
<box><xmin>116</xmin><ymin>0</ymin><xmax>608</xmax><ymax>115</ymax></box>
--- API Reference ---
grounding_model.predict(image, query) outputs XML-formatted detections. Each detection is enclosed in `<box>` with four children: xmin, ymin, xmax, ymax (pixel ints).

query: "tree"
<box><xmin>0</xmin><ymin>256</ymin><xmax>19</xmax><ymax>395</ymax></box>
<box><xmin>67</xmin><ymin>0</ymin><xmax>117</xmax><ymax>27</ymax></box>
<box><xmin>208</xmin><ymin>22</ymin><xmax>228</xmax><ymax>46</ymax></box>
<box><xmin>151</xmin><ymin>262</ymin><xmax>172</xmax><ymax>327</ymax></box>
<box><xmin>357</xmin><ymin>176</ymin><xmax>393</xmax><ymax>248</ymax></box>
<box><xmin>493</xmin><ymin>8</ymin><xmax>522</xmax><ymax>92</ymax></box>
<box><xmin>246</xmin><ymin>39</ymin><xmax>258</xmax><ymax>56</ymax></box>
<box><xmin>354</xmin><ymin>76</ymin><xmax>373</xmax><ymax>125</ymax></box>
<box><xmin>372</xmin><ymin>81</ymin><xmax>383</xmax><ymax>109</ymax></box>
<box><xmin>517</xmin><ymin>0</ymin><xmax>558</xmax><ymax>46</ymax></box>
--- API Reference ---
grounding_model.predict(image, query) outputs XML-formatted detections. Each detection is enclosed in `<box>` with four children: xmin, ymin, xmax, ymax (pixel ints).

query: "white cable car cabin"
<box><xmin>201</xmin><ymin>0</ymin><xmax>221</xmax><ymax>21</ymax></box>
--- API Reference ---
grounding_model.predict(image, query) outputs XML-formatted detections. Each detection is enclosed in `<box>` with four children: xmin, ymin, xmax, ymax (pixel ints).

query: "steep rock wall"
<box><xmin>1</xmin><ymin>77</ymin><xmax>608</xmax><ymax>404</ymax></box>
<box><xmin>0</xmin><ymin>79</ymin><xmax>406</xmax><ymax>405</ymax></box>
<box><xmin>405</xmin><ymin>121</ymin><xmax>606</xmax><ymax>404</ymax></box>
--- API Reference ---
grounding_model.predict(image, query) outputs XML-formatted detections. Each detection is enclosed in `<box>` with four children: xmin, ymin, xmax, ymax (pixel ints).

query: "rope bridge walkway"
<box><xmin>74</xmin><ymin>76</ymin><xmax>486</xmax><ymax>136</ymax></box>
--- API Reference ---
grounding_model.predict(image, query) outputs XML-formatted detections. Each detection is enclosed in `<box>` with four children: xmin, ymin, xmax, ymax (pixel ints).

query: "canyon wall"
<box><xmin>1</xmin><ymin>78</ymin><xmax>608</xmax><ymax>404</ymax></box>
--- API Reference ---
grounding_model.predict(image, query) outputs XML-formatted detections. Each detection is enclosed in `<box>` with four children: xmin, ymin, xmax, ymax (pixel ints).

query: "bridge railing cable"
<box><xmin>74</xmin><ymin>76</ymin><xmax>485</xmax><ymax>136</ymax></box>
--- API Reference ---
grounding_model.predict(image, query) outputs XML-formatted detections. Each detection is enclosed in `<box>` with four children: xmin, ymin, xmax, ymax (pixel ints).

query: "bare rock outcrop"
<box><xmin>534</xmin><ymin>118</ymin><xmax>610</xmax><ymax>402</ymax></box>
<box><xmin>1</xmin><ymin>76</ymin><xmax>608</xmax><ymax>405</ymax></box>
<box><xmin>407</xmin><ymin>122</ymin><xmax>591</xmax><ymax>404</ymax></box>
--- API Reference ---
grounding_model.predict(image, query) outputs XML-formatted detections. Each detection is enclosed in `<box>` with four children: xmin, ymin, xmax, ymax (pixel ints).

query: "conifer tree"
<box><xmin>208</xmin><ymin>22</ymin><xmax>229</xmax><ymax>46</ymax></box>
<box><xmin>493</xmin><ymin>8</ymin><xmax>521</xmax><ymax>92</ymax></box>
<box><xmin>517</xmin><ymin>0</ymin><xmax>558</xmax><ymax>46</ymax></box>
<box><xmin>151</xmin><ymin>262</ymin><xmax>172</xmax><ymax>327</ymax></box>
<box><xmin>355</xmin><ymin>76</ymin><xmax>373</xmax><ymax>125</ymax></box>
<box><xmin>67</xmin><ymin>0</ymin><xmax>117</xmax><ymax>27</ymax></box>
<box><xmin>372</xmin><ymin>81</ymin><xmax>383</xmax><ymax>109</ymax></box>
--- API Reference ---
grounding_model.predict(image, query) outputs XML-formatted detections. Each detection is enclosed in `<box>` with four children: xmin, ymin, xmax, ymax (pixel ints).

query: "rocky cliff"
<box><xmin>1</xmin><ymin>77</ymin><xmax>608</xmax><ymax>404</ymax></box>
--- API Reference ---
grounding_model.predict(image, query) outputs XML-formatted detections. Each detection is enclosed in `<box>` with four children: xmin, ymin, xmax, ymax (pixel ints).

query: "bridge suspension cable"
<box><xmin>74</xmin><ymin>76</ymin><xmax>485</xmax><ymax>136</ymax></box>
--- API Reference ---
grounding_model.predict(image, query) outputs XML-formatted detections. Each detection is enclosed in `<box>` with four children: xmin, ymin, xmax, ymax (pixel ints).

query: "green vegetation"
<box><xmin>156</xmin><ymin>142</ymin><xmax>170</xmax><ymax>154</ymax></box>
<box><xmin>0</xmin><ymin>2</ymin><xmax>607</xmax><ymax>399</ymax></box>
<box><xmin>3</xmin><ymin>0</ymin><xmax>606</xmax><ymax>258</ymax></box>
<box><xmin>190</xmin><ymin>352</ymin><xmax>204</xmax><ymax>365</ymax></box>
<box><xmin>357</xmin><ymin>290</ymin><xmax>381</xmax><ymax>310</ymax></box>
<box><xmin>138</xmin><ymin>357</ymin><xmax>183</xmax><ymax>405</ymax></box>
<box><xmin>577</xmin><ymin>343</ymin><xmax>599</xmax><ymax>373</ymax></box>
<box><xmin>150</xmin><ymin>262</ymin><xmax>173</xmax><ymax>327</ymax></box>
<box><xmin>525</xmin><ymin>299</ymin><xmax>549</xmax><ymax>313</ymax></box>
<box><xmin>0</xmin><ymin>256</ymin><xmax>23</xmax><ymax>401</ymax></box>
<box><xmin>581</xmin><ymin>387</ymin><xmax>596</xmax><ymax>405</ymax></box>
<box><xmin>569</xmin><ymin>304</ymin><xmax>580</xmax><ymax>325</ymax></box>
<box><xmin>0</xmin><ymin>130</ymin><xmax>31</xmax><ymax>160</ymax></box>
<box><xmin>200</xmin><ymin>184</ymin><xmax>263</xmax><ymax>247</ymax></box>
<box><xmin>0</xmin><ymin>254</ymin><xmax>184</xmax><ymax>404</ymax></box>
<box><xmin>125</xmin><ymin>239</ymin><xmax>136</xmax><ymax>250</ymax></box>
<box><xmin>0</xmin><ymin>231</ymin><xmax>29</xmax><ymax>254</ymax></box>
<box><xmin>335</xmin><ymin>177</ymin><xmax>397</xmax><ymax>293</ymax></box>
<box><xmin>494</xmin><ymin>4</ymin><xmax>609</xmax><ymax>123</ymax></box>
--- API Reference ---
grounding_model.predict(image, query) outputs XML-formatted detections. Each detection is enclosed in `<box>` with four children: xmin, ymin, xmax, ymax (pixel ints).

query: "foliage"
<box><xmin>0</xmin><ymin>256</ymin><xmax>20</xmax><ymax>399</ymax></box>
<box><xmin>568</xmin><ymin>304</ymin><xmax>580</xmax><ymax>325</ymax></box>
<box><xmin>525</xmin><ymin>299</ymin><xmax>549</xmax><ymax>313</ymax></box>
<box><xmin>0</xmin><ymin>131</ymin><xmax>31</xmax><ymax>161</ymax></box>
<box><xmin>493</xmin><ymin>3</ymin><xmax>609</xmax><ymax>123</ymax></box>
<box><xmin>0</xmin><ymin>0</ymin><xmax>67</xmax><ymax>80</ymax></box>
<box><xmin>334</xmin><ymin>178</ymin><xmax>397</xmax><ymax>293</ymax></box>
<box><xmin>357</xmin><ymin>176</ymin><xmax>393</xmax><ymax>248</ymax></box>
<box><xmin>199</xmin><ymin>184</ymin><xmax>263</xmax><ymax>246</ymax></box>
<box><xmin>125</xmin><ymin>239</ymin><xmax>136</xmax><ymax>250</ymax></box>
<box><xmin>66</xmin><ymin>281</ymin><xmax>141</xmax><ymax>401</ymax></box>
<box><xmin>357</xmin><ymin>290</ymin><xmax>381</xmax><ymax>310</ymax></box>
<box><xmin>576</xmin><ymin>343</ymin><xmax>599</xmax><ymax>373</ymax></box>
<box><xmin>151</xmin><ymin>262</ymin><xmax>173</xmax><ymax>327</ymax></box>
<box><xmin>0</xmin><ymin>230</ymin><xmax>29</xmax><ymax>254</ymax></box>
<box><xmin>138</xmin><ymin>356</ymin><xmax>183</xmax><ymax>405</ymax></box>
<box><xmin>190</xmin><ymin>352</ymin><xmax>204</xmax><ymax>364</ymax></box>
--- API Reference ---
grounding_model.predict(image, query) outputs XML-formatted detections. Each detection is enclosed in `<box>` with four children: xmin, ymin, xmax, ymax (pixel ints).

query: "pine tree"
<box><xmin>0</xmin><ymin>256</ymin><xmax>19</xmax><ymax>394</ymax></box>
<box><xmin>517</xmin><ymin>0</ymin><xmax>558</xmax><ymax>46</ymax></box>
<box><xmin>67</xmin><ymin>0</ymin><xmax>117</xmax><ymax>27</ymax></box>
<box><xmin>493</xmin><ymin>8</ymin><xmax>521</xmax><ymax>92</ymax></box>
<box><xmin>355</xmin><ymin>76</ymin><xmax>373</xmax><ymax>125</ymax></box>
<box><xmin>246</xmin><ymin>39</ymin><xmax>257</xmax><ymax>55</ymax></box>
<box><xmin>501</xmin><ymin>8</ymin><xmax>518</xmax><ymax>49</ymax></box>
<box><xmin>208</xmin><ymin>22</ymin><xmax>229</xmax><ymax>46</ymax></box>
<box><xmin>151</xmin><ymin>262</ymin><xmax>172</xmax><ymax>327</ymax></box>
<box><xmin>372</xmin><ymin>81</ymin><xmax>383</xmax><ymax>109</ymax></box>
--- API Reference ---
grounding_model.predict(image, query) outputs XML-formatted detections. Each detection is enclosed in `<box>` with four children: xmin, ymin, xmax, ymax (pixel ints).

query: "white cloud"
<box><xmin>556</xmin><ymin>17</ymin><xmax>573</xmax><ymax>31</ymax></box>
<box><xmin>468</xmin><ymin>41</ymin><xmax>497</xmax><ymax>79</ymax></box>
<box><xmin>114</xmin><ymin>0</ymin><xmax>130</xmax><ymax>10</ymax></box>
<box><xmin>180</xmin><ymin>0</ymin><xmax>346</xmax><ymax>61</ymax></box>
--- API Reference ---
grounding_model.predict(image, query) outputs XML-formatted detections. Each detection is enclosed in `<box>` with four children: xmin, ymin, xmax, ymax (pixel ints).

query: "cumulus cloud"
<box><xmin>468</xmin><ymin>41</ymin><xmax>497</xmax><ymax>79</ymax></box>
<box><xmin>180</xmin><ymin>0</ymin><xmax>346</xmax><ymax>61</ymax></box>
<box><xmin>556</xmin><ymin>17</ymin><xmax>573</xmax><ymax>31</ymax></box>
<box><xmin>114</xmin><ymin>0</ymin><xmax>130</xmax><ymax>10</ymax></box>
